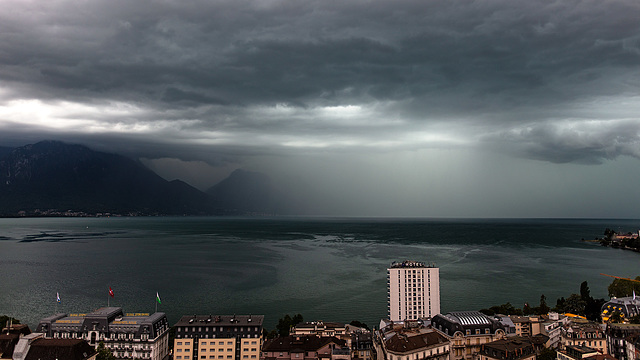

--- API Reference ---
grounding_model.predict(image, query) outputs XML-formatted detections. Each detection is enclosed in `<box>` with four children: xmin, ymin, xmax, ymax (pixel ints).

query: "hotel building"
<box><xmin>387</xmin><ymin>261</ymin><xmax>440</xmax><ymax>321</ymax></box>
<box><xmin>173</xmin><ymin>315</ymin><xmax>263</xmax><ymax>360</ymax></box>
<box><xmin>35</xmin><ymin>307</ymin><xmax>169</xmax><ymax>360</ymax></box>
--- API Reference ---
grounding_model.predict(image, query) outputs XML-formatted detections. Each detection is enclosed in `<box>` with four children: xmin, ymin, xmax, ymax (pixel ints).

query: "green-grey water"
<box><xmin>0</xmin><ymin>217</ymin><xmax>638</xmax><ymax>331</ymax></box>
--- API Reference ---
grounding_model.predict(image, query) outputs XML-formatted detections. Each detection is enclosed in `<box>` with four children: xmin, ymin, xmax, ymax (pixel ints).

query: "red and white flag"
<box><xmin>109</xmin><ymin>287</ymin><xmax>114</xmax><ymax>298</ymax></box>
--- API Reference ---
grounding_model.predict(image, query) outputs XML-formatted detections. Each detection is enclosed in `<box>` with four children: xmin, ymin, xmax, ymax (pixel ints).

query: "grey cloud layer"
<box><xmin>1</xmin><ymin>0</ymin><xmax>640</xmax><ymax>164</ymax></box>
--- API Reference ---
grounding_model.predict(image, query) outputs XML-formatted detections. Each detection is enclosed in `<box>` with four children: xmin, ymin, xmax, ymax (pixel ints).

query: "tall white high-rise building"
<box><xmin>387</xmin><ymin>260</ymin><xmax>440</xmax><ymax>321</ymax></box>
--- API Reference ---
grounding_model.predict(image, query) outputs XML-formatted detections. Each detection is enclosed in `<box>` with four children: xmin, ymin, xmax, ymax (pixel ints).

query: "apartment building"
<box><xmin>560</xmin><ymin>321</ymin><xmax>606</xmax><ymax>354</ymax></box>
<box><xmin>173</xmin><ymin>315</ymin><xmax>263</xmax><ymax>360</ymax></box>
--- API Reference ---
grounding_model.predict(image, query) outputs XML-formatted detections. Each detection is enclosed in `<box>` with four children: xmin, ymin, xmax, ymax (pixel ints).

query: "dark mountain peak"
<box><xmin>12</xmin><ymin>140</ymin><xmax>93</xmax><ymax>159</ymax></box>
<box><xmin>0</xmin><ymin>146</ymin><xmax>14</xmax><ymax>160</ymax></box>
<box><xmin>0</xmin><ymin>140</ymin><xmax>217</xmax><ymax>216</ymax></box>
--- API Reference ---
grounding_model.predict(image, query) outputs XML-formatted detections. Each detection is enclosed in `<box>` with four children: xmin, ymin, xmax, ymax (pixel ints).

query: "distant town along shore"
<box><xmin>584</xmin><ymin>228</ymin><xmax>640</xmax><ymax>253</ymax></box>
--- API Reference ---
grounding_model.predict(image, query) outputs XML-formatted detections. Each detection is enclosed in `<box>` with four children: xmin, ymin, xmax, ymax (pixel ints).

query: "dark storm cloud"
<box><xmin>1</xmin><ymin>0</ymin><xmax>640</xmax><ymax>165</ymax></box>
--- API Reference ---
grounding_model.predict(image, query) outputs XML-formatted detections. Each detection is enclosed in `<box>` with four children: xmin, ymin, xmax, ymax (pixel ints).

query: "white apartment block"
<box><xmin>387</xmin><ymin>260</ymin><xmax>440</xmax><ymax>321</ymax></box>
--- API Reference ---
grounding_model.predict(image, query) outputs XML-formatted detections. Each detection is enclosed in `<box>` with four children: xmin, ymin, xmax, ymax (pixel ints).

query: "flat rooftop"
<box><xmin>174</xmin><ymin>315</ymin><xmax>264</xmax><ymax>327</ymax></box>
<box><xmin>389</xmin><ymin>260</ymin><xmax>436</xmax><ymax>268</ymax></box>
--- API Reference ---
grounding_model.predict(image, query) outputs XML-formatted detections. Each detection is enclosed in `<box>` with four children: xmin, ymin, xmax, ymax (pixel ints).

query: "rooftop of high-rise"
<box><xmin>389</xmin><ymin>260</ymin><xmax>436</xmax><ymax>268</ymax></box>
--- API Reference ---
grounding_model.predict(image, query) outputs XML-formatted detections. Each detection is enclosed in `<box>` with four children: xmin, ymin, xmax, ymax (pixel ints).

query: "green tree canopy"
<box><xmin>580</xmin><ymin>281</ymin><xmax>591</xmax><ymax>301</ymax></box>
<box><xmin>275</xmin><ymin>314</ymin><xmax>304</xmax><ymax>337</ymax></box>
<box><xmin>96</xmin><ymin>342</ymin><xmax>116</xmax><ymax>360</ymax></box>
<box><xmin>608</xmin><ymin>277</ymin><xmax>640</xmax><ymax>298</ymax></box>
<box><xmin>349</xmin><ymin>320</ymin><xmax>370</xmax><ymax>330</ymax></box>
<box><xmin>558</xmin><ymin>294</ymin><xmax>586</xmax><ymax>315</ymax></box>
<box><xmin>538</xmin><ymin>294</ymin><xmax>550</xmax><ymax>315</ymax></box>
<box><xmin>0</xmin><ymin>315</ymin><xmax>20</xmax><ymax>330</ymax></box>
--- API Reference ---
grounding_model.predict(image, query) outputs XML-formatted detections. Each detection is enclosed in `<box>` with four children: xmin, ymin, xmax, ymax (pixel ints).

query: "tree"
<box><xmin>96</xmin><ymin>342</ymin><xmax>116</xmax><ymax>360</ymax></box>
<box><xmin>292</xmin><ymin>314</ymin><xmax>303</xmax><ymax>325</ymax></box>
<box><xmin>538</xmin><ymin>294</ymin><xmax>550</xmax><ymax>315</ymax></box>
<box><xmin>560</xmin><ymin>294</ymin><xmax>586</xmax><ymax>315</ymax></box>
<box><xmin>275</xmin><ymin>314</ymin><xmax>304</xmax><ymax>337</ymax></box>
<box><xmin>608</xmin><ymin>277</ymin><xmax>640</xmax><ymax>298</ymax></box>
<box><xmin>486</xmin><ymin>302</ymin><xmax>523</xmax><ymax>316</ymax></box>
<box><xmin>580</xmin><ymin>281</ymin><xmax>591</xmax><ymax>302</ymax></box>
<box><xmin>554</xmin><ymin>297</ymin><xmax>566</xmax><ymax>312</ymax></box>
<box><xmin>349</xmin><ymin>320</ymin><xmax>370</xmax><ymax>331</ymax></box>
<box><xmin>0</xmin><ymin>315</ymin><xmax>20</xmax><ymax>330</ymax></box>
<box><xmin>604</xmin><ymin>228</ymin><xmax>617</xmax><ymax>240</ymax></box>
<box><xmin>523</xmin><ymin>303</ymin><xmax>533</xmax><ymax>316</ymax></box>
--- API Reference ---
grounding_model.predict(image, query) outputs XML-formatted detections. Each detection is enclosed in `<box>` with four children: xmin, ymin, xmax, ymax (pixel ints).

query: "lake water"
<box><xmin>0</xmin><ymin>217</ymin><xmax>638</xmax><ymax>331</ymax></box>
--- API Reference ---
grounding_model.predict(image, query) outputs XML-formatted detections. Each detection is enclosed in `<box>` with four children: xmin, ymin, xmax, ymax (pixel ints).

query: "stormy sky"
<box><xmin>2</xmin><ymin>0</ymin><xmax>640</xmax><ymax>217</ymax></box>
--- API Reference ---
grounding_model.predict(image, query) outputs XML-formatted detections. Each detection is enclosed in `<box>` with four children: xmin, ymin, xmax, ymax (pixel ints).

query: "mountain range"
<box><xmin>0</xmin><ymin>141</ymin><xmax>282</xmax><ymax>217</ymax></box>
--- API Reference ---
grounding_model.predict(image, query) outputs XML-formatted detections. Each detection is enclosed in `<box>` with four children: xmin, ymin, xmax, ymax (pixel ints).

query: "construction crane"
<box><xmin>600</xmin><ymin>273</ymin><xmax>640</xmax><ymax>283</ymax></box>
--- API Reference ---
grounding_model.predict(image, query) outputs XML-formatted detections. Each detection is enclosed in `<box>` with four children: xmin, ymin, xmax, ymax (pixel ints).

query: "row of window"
<box><xmin>202</xmin><ymin>341</ymin><xmax>234</xmax><ymax>345</ymax></box>
<box><xmin>178</xmin><ymin>327</ymin><xmax>260</xmax><ymax>332</ymax></box>
<box><xmin>176</xmin><ymin>355</ymin><xmax>258</xmax><ymax>360</ymax></box>
<box><xmin>177</xmin><ymin>334</ymin><xmax>261</xmax><ymax>339</ymax></box>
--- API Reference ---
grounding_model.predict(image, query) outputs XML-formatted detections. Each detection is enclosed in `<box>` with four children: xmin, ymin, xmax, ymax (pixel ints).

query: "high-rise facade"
<box><xmin>387</xmin><ymin>260</ymin><xmax>440</xmax><ymax>321</ymax></box>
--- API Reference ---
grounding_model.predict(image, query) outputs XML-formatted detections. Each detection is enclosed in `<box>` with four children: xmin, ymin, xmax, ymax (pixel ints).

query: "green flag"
<box><xmin>156</xmin><ymin>292</ymin><xmax>161</xmax><ymax>304</ymax></box>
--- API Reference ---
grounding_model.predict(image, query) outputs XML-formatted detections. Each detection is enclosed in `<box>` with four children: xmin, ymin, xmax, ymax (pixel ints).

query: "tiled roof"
<box><xmin>384</xmin><ymin>329</ymin><xmax>448</xmax><ymax>353</ymax></box>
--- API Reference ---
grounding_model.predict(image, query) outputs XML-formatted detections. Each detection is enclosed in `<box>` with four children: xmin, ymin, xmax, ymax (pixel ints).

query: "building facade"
<box><xmin>387</xmin><ymin>261</ymin><xmax>440</xmax><ymax>322</ymax></box>
<box><xmin>509</xmin><ymin>316</ymin><xmax>544</xmax><ymax>338</ymax></box>
<box><xmin>560</xmin><ymin>321</ymin><xmax>606</xmax><ymax>355</ymax></box>
<box><xmin>431</xmin><ymin>311</ymin><xmax>507</xmax><ymax>360</ymax></box>
<box><xmin>173</xmin><ymin>315</ymin><xmax>263</xmax><ymax>360</ymax></box>
<box><xmin>36</xmin><ymin>307</ymin><xmax>169</xmax><ymax>360</ymax></box>
<box><xmin>625</xmin><ymin>335</ymin><xmax>640</xmax><ymax>360</ymax></box>
<box><xmin>541</xmin><ymin>313</ymin><xmax>570</xmax><ymax>350</ymax></box>
<box><xmin>605</xmin><ymin>323</ymin><xmax>640</xmax><ymax>360</ymax></box>
<box><xmin>558</xmin><ymin>345</ymin><xmax>600</xmax><ymax>360</ymax></box>
<box><xmin>351</xmin><ymin>332</ymin><xmax>373</xmax><ymax>360</ymax></box>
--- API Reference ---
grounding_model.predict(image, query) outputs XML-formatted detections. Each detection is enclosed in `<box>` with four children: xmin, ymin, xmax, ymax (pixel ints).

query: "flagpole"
<box><xmin>155</xmin><ymin>292</ymin><xmax>161</xmax><ymax>313</ymax></box>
